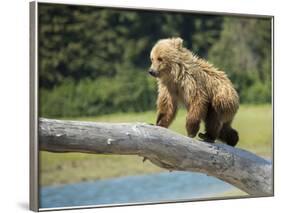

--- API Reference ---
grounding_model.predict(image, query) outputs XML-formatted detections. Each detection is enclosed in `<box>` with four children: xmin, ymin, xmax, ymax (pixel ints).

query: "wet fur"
<box><xmin>149</xmin><ymin>37</ymin><xmax>239</xmax><ymax>146</ymax></box>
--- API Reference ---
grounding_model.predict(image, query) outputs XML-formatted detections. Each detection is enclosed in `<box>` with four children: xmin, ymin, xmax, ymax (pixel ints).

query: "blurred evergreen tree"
<box><xmin>208</xmin><ymin>17</ymin><xmax>271</xmax><ymax>103</ymax></box>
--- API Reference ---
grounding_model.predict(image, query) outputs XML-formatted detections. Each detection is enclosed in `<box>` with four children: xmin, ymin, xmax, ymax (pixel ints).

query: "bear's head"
<box><xmin>148</xmin><ymin>37</ymin><xmax>184</xmax><ymax>78</ymax></box>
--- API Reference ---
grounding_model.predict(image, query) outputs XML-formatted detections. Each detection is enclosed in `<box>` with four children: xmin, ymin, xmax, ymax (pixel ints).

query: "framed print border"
<box><xmin>30</xmin><ymin>1</ymin><xmax>274</xmax><ymax>211</ymax></box>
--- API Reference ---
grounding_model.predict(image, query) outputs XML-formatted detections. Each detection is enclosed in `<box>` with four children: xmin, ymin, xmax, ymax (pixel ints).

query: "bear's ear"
<box><xmin>172</xmin><ymin>37</ymin><xmax>183</xmax><ymax>49</ymax></box>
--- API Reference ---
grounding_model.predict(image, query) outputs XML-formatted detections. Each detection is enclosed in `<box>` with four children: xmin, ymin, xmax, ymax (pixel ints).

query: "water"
<box><xmin>40</xmin><ymin>171</ymin><xmax>235</xmax><ymax>209</ymax></box>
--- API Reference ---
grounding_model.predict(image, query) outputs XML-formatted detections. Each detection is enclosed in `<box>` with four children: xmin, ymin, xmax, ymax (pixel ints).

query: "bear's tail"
<box><xmin>219</xmin><ymin>123</ymin><xmax>239</xmax><ymax>147</ymax></box>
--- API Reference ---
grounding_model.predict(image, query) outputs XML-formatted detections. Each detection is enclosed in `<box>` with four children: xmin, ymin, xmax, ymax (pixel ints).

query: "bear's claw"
<box><xmin>198</xmin><ymin>132</ymin><xmax>215</xmax><ymax>143</ymax></box>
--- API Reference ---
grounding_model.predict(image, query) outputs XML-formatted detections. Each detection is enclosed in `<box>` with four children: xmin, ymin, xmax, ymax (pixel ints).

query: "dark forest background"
<box><xmin>38</xmin><ymin>3</ymin><xmax>272</xmax><ymax>118</ymax></box>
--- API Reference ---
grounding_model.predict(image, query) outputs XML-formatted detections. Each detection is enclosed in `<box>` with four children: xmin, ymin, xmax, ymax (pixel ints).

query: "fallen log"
<box><xmin>39</xmin><ymin>118</ymin><xmax>273</xmax><ymax>196</ymax></box>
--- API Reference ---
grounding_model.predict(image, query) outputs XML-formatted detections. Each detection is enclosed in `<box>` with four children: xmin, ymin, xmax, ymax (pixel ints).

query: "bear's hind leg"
<box><xmin>219</xmin><ymin>122</ymin><xmax>239</xmax><ymax>147</ymax></box>
<box><xmin>199</xmin><ymin>108</ymin><xmax>222</xmax><ymax>143</ymax></box>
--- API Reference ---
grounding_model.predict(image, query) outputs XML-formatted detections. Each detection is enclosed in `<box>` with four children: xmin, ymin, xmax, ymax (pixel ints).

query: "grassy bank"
<box><xmin>40</xmin><ymin>104</ymin><xmax>272</xmax><ymax>186</ymax></box>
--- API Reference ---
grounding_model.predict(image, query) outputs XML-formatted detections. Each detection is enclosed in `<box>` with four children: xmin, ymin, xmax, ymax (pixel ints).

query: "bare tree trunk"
<box><xmin>39</xmin><ymin>118</ymin><xmax>273</xmax><ymax>196</ymax></box>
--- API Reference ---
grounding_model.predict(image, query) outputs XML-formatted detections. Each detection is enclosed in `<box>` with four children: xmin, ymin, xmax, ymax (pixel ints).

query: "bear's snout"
<box><xmin>148</xmin><ymin>69</ymin><xmax>158</xmax><ymax>77</ymax></box>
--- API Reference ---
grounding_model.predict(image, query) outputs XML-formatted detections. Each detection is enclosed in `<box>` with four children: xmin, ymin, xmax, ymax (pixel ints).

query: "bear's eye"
<box><xmin>157</xmin><ymin>57</ymin><xmax>163</xmax><ymax>62</ymax></box>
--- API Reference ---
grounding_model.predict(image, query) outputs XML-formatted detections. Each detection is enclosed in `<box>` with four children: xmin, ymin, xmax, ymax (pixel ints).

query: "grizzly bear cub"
<box><xmin>148</xmin><ymin>37</ymin><xmax>239</xmax><ymax>146</ymax></box>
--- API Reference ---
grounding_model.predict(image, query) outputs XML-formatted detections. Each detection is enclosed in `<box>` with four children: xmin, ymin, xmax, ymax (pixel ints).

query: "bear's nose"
<box><xmin>148</xmin><ymin>69</ymin><xmax>157</xmax><ymax>77</ymax></box>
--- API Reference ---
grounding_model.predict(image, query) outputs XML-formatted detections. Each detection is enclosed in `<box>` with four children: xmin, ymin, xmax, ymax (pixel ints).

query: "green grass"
<box><xmin>40</xmin><ymin>104</ymin><xmax>273</xmax><ymax>186</ymax></box>
<box><xmin>232</xmin><ymin>105</ymin><xmax>273</xmax><ymax>157</ymax></box>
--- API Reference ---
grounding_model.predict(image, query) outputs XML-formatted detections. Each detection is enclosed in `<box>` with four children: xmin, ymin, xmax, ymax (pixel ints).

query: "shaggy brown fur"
<box><xmin>148</xmin><ymin>37</ymin><xmax>239</xmax><ymax>146</ymax></box>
